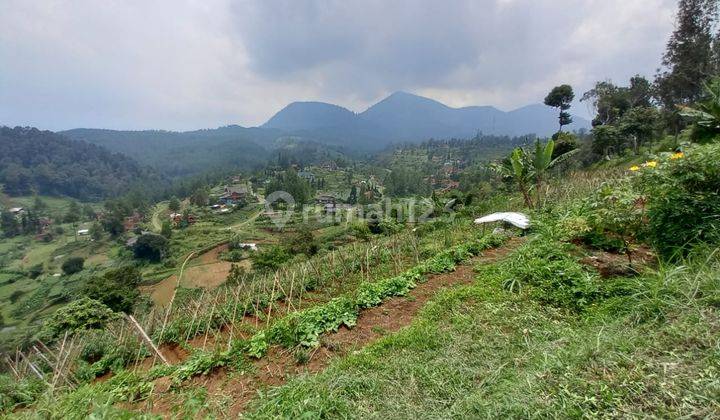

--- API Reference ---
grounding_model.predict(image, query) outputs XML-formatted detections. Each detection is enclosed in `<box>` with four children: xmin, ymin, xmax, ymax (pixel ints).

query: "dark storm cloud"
<box><xmin>0</xmin><ymin>0</ymin><xmax>677</xmax><ymax>130</ymax></box>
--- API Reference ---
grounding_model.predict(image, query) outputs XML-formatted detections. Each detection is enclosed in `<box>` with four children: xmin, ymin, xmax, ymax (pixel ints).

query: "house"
<box><xmin>77</xmin><ymin>229</ymin><xmax>89</xmax><ymax>236</ymax></box>
<box><xmin>219</xmin><ymin>185</ymin><xmax>250</xmax><ymax>205</ymax></box>
<box><xmin>170</xmin><ymin>212</ymin><xmax>196</xmax><ymax>227</ymax></box>
<box><xmin>123</xmin><ymin>212</ymin><xmax>142</xmax><ymax>232</ymax></box>
<box><xmin>8</xmin><ymin>207</ymin><xmax>25</xmax><ymax>219</ymax></box>
<box><xmin>316</xmin><ymin>195</ymin><xmax>336</xmax><ymax>205</ymax></box>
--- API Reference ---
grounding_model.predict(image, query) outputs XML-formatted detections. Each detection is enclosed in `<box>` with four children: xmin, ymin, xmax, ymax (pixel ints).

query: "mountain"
<box><xmin>59</xmin><ymin>91</ymin><xmax>591</xmax><ymax>177</ymax></box>
<box><xmin>262</xmin><ymin>91</ymin><xmax>591</xmax><ymax>147</ymax></box>
<box><xmin>0</xmin><ymin>126</ymin><xmax>159</xmax><ymax>200</ymax></box>
<box><xmin>263</xmin><ymin>102</ymin><xmax>358</xmax><ymax>131</ymax></box>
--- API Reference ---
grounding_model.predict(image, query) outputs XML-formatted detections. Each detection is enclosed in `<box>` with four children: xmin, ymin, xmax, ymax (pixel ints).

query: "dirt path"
<box><xmin>142</xmin><ymin>237</ymin><xmax>523</xmax><ymax>416</ymax></box>
<box><xmin>150</xmin><ymin>202</ymin><xmax>167</xmax><ymax>233</ymax></box>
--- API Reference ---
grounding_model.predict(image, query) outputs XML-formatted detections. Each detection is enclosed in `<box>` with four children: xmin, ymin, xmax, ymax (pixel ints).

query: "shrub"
<box><xmin>62</xmin><ymin>257</ymin><xmax>85</xmax><ymax>275</ymax></box>
<box><xmin>635</xmin><ymin>144</ymin><xmax>720</xmax><ymax>259</ymax></box>
<box><xmin>83</xmin><ymin>266</ymin><xmax>142</xmax><ymax>312</ymax></box>
<box><xmin>251</xmin><ymin>246</ymin><xmax>292</xmax><ymax>271</ymax></box>
<box><xmin>27</xmin><ymin>264</ymin><xmax>44</xmax><ymax>279</ymax></box>
<box><xmin>0</xmin><ymin>374</ymin><xmax>45</xmax><ymax>412</ymax></box>
<box><xmin>133</xmin><ymin>233</ymin><xmax>168</xmax><ymax>262</ymax></box>
<box><xmin>39</xmin><ymin>297</ymin><xmax>119</xmax><ymax>342</ymax></box>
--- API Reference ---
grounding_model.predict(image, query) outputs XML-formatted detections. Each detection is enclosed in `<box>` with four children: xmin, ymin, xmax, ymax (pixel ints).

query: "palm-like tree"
<box><xmin>678</xmin><ymin>78</ymin><xmax>720</xmax><ymax>142</ymax></box>
<box><xmin>492</xmin><ymin>139</ymin><xmax>577</xmax><ymax>209</ymax></box>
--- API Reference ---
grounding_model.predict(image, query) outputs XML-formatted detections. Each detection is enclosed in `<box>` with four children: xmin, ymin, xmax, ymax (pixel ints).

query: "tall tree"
<box><xmin>654</xmin><ymin>0</ymin><xmax>719</xmax><ymax>132</ymax></box>
<box><xmin>544</xmin><ymin>85</ymin><xmax>575</xmax><ymax>134</ymax></box>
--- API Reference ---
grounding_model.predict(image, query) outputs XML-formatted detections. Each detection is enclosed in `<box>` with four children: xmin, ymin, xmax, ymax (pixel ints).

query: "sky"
<box><xmin>0</xmin><ymin>0</ymin><xmax>678</xmax><ymax>131</ymax></box>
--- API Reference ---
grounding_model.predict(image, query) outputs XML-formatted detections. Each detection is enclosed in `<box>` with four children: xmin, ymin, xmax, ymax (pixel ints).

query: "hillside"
<box><xmin>61</xmin><ymin>126</ymin><xmax>278</xmax><ymax>178</ymax></box>
<box><xmin>0</xmin><ymin>126</ymin><xmax>157</xmax><ymax>201</ymax></box>
<box><xmin>61</xmin><ymin>93</ymin><xmax>591</xmax><ymax>168</ymax></box>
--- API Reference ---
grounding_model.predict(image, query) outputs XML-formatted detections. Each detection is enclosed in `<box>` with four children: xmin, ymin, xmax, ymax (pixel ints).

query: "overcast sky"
<box><xmin>0</xmin><ymin>0</ymin><xmax>677</xmax><ymax>131</ymax></box>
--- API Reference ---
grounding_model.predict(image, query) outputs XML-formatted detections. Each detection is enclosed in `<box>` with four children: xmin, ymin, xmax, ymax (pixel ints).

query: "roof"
<box><xmin>474</xmin><ymin>212</ymin><xmax>530</xmax><ymax>230</ymax></box>
<box><xmin>225</xmin><ymin>185</ymin><xmax>249</xmax><ymax>194</ymax></box>
<box><xmin>8</xmin><ymin>207</ymin><xmax>24</xmax><ymax>213</ymax></box>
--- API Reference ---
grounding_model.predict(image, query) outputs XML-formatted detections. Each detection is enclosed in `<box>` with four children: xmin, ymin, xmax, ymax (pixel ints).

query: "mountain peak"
<box><xmin>262</xmin><ymin>101</ymin><xmax>356</xmax><ymax>131</ymax></box>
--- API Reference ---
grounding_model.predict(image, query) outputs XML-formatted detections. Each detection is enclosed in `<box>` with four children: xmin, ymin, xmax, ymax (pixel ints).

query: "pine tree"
<box><xmin>655</xmin><ymin>0</ymin><xmax>719</xmax><ymax>131</ymax></box>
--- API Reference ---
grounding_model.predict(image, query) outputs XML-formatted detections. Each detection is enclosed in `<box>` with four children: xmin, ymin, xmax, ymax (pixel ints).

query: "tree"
<box><xmin>491</xmin><ymin>148</ymin><xmax>534</xmax><ymax>208</ymax></box>
<box><xmin>39</xmin><ymin>297</ymin><xmax>119</xmax><ymax>342</ymax></box>
<box><xmin>189</xmin><ymin>188</ymin><xmax>209</xmax><ymax>206</ymax></box>
<box><xmin>0</xmin><ymin>211</ymin><xmax>20</xmax><ymax>238</ymax></box>
<box><xmin>61</xmin><ymin>257</ymin><xmax>85</xmax><ymax>275</ymax></box>
<box><xmin>347</xmin><ymin>185</ymin><xmax>358</xmax><ymax>204</ymax></box>
<box><xmin>544</xmin><ymin>85</ymin><xmax>575</xmax><ymax>133</ymax></box>
<box><xmin>288</xmin><ymin>226</ymin><xmax>319</xmax><ymax>256</ymax></box>
<box><xmin>619</xmin><ymin>107</ymin><xmax>660</xmax><ymax>153</ymax></box>
<box><xmin>133</xmin><ymin>233</ymin><xmax>168</xmax><ymax>262</ymax></box>
<box><xmin>655</xmin><ymin>0</ymin><xmax>719</xmax><ymax>132</ymax></box>
<box><xmin>160</xmin><ymin>220</ymin><xmax>173</xmax><ymax>238</ymax></box>
<box><xmin>89</xmin><ymin>222</ymin><xmax>103</xmax><ymax>241</ymax></box>
<box><xmin>83</xmin><ymin>266</ymin><xmax>142</xmax><ymax>312</ymax></box>
<box><xmin>678</xmin><ymin>77</ymin><xmax>720</xmax><ymax>141</ymax></box>
<box><xmin>63</xmin><ymin>201</ymin><xmax>81</xmax><ymax>224</ymax></box>
<box><xmin>168</xmin><ymin>197</ymin><xmax>181</xmax><ymax>212</ymax></box>
<box><xmin>102</xmin><ymin>214</ymin><xmax>124</xmax><ymax>237</ymax></box>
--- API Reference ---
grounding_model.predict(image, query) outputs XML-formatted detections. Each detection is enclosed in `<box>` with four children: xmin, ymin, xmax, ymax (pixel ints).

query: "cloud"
<box><xmin>0</xmin><ymin>0</ymin><xmax>677</xmax><ymax>130</ymax></box>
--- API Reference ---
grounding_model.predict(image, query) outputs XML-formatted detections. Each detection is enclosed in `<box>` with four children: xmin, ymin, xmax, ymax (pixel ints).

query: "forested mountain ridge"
<box><xmin>61</xmin><ymin>92</ymin><xmax>591</xmax><ymax>166</ymax></box>
<box><xmin>61</xmin><ymin>126</ymin><xmax>277</xmax><ymax>178</ymax></box>
<box><xmin>0</xmin><ymin>126</ymin><xmax>159</xmax><ymax>200</ymax></box>
<box><xmin>264</xmin><ymin>91</ymin><xmax>591</xmax><ymax>143</ymax></box>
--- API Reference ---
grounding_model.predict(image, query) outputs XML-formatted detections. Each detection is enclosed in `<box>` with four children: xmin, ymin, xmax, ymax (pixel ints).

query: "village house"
<box><xmin>123</xmin><ymin>212</ymin><xmax>142</xmax><ymax>232</ymax></box>
<box><xmin>219</xmin><ymin>184</ymin><xmax>250</xmax><ymax>205</ymax></box>
<box><xmin>316</xmin><ymin>195</ymin><xmax>336</xmax><ymax>205</ymax></box>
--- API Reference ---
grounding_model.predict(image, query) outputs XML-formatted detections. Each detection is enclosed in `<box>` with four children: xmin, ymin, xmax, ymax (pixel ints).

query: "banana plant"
<box><xmin>492</xmin><ymin>147</ymin><xmax>534</xmax><ymax>208</ymax></box>
<box><xmin>678</xmin><ymin>78</ymin><xmax>720</xmax><ymax>142</ymax></box>
<box><xmin>492</xmin><ymin>139</ymin><xmax>577</xmax><ymax>209</ymax></box>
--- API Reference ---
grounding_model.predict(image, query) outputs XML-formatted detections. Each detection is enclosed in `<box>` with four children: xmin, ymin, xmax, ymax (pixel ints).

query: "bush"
<box><xmin>133</xmin><ymin>233</ymin><xmax>168</xmax><ymax>262</ymax></box>
<box><xmin>83</xmin><ymin>266</ymin><xmax>142</xmax><ymax>312</ymax></box>
<box><xmin>251</xmin><ymin>246</ymin><xmax>292</xmax><ymax>271</ymax></box>
<box><xmin>62</xmin><ymin>257</ymin><xmax>85</xmax><ymax>275</ymax></box>
<box><xmin>0</xmin><ymin>374</ymin><xmax>45</xmax><ymax>412</ymax></box>
<box><xmin>636</xmin><ymin>144</ymin><xmax>720</xmax><ymax>259</ymax></box>
<box><xmin>39</xmin><ymin>297</ymin><xmax>119</xmax><ymax>342</ymax></box>
<box><xmin>27</xmin><ymin>264</ymin><xmax>44</xmax><ymax>279</ymax></box>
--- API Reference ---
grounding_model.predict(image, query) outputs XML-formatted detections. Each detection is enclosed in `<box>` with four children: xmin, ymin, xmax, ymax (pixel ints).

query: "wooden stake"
<box><xmin>127</xmin><ymin>314</ymin><xmax>169</xmax><ymax>366</ymax></box>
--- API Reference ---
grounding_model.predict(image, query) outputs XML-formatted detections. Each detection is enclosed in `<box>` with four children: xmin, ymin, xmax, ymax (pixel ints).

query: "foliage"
<box><xmin>654</xmin><ymin>0</ymin><xmax>719</xmax><ymax>131</ymax></box>
<box><xmin>247</xmin><ymin>233</ymin><xmax>506</xmax><ymax>357</ymax></box>
<box><xmin>635</xmin><ymin>144</ymin><xmax>720</xmax><ymax>258</ymax></box>
<box><xmin>0</xmin><ymin>126</ymin><xmax>158</xmax><ymax>200</ymax></box>
<box><xmin>0</xmin><ymin>374</ymin><xmax>45</xmax><ymax>413</ymax></box>
<box><xmin>288</xmin><ymin>226</ymin><xmax>319</xmax><ymax>256</ymax></box>
<box><xmin>39</xmin><ymin>297</ymin><xmax>119</xmax><ymax>341</ymax></box>
<box><xmin>678</xmin><ymin>77</ymin><xmax>720</xmax><ymax>142</ymax></box>
<box><xmin>133</xmin><ymin>233</ymin><xmax>168</xmax><ymax>261</ymax></box>
<box><xmin>266</xmin><ymin>170</ymin><xmax>315</xmax><ymax>205</ymax></box>
<box><xmin>251</xmin><ymin>245</ymin><xmax>292</xmax><ymax>271</ymax></box>
<box><xmin>544</xmin><ymin>84</ymin><xmax>575</xmax><ymax>133</ymax></box>
<box><xmin>584</xmin><ymin>180</ymin><xmax>645</xmax><ymax>260</ymax></box>
<box><xmin>83</xmin><ymin>266</ymin><xmax>142</xmax><ymax>312</ymax></box>
<box><xmin>61</xmin><ymin>256</ymin><xmax>85</xmax><ymax>275</ymax></box>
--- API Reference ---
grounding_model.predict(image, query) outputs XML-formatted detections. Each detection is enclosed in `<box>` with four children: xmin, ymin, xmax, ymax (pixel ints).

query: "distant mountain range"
<box><xmin>262</xmin><ymin>91</ymin><xmax>590</xmax><ymax>149</ymax></box>
<box><xmin>57</xmin><ymin>91</ymin><xmax>590</xmax><ymax>176</ymax></box>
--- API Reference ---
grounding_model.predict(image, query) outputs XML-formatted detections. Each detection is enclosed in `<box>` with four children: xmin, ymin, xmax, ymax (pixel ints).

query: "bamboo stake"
<box><xmin>127</xmin><ymin>314</ymin><xmax>169</xmax><ymax>366</ymax></box>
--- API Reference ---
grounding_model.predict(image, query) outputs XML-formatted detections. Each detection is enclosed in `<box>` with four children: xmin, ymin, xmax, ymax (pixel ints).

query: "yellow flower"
<box><xmin>643</xmin><ymin>160</ymin><xmax>658</xmax><ymax>168</ymax></box>
<box><xmin>629</xmin><ymin>165</ymin><xmax>640</xmax><ymax>171</ymax></box>
<box><xmin>670</xmin><ymin>152</ymin><xmax>684</xmax><ymax>160</ymax></box>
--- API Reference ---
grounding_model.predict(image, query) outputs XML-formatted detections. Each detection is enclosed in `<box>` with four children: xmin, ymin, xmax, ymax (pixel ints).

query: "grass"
<box><xmin>243</xmin><ymin>238</ymin><xmax>720</xmax><ymax>418</ymax></box>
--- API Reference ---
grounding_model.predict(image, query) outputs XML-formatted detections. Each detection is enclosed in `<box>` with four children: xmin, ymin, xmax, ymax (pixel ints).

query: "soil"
<box><xmin>580</xmin><ymin>245</ymin><xmax>657</xmax><ymax>277</ymax></box>
<box><xmin>136</xmin><ymin>237</ymin><xmax>524</xmax><ymax>417</ymax></box>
